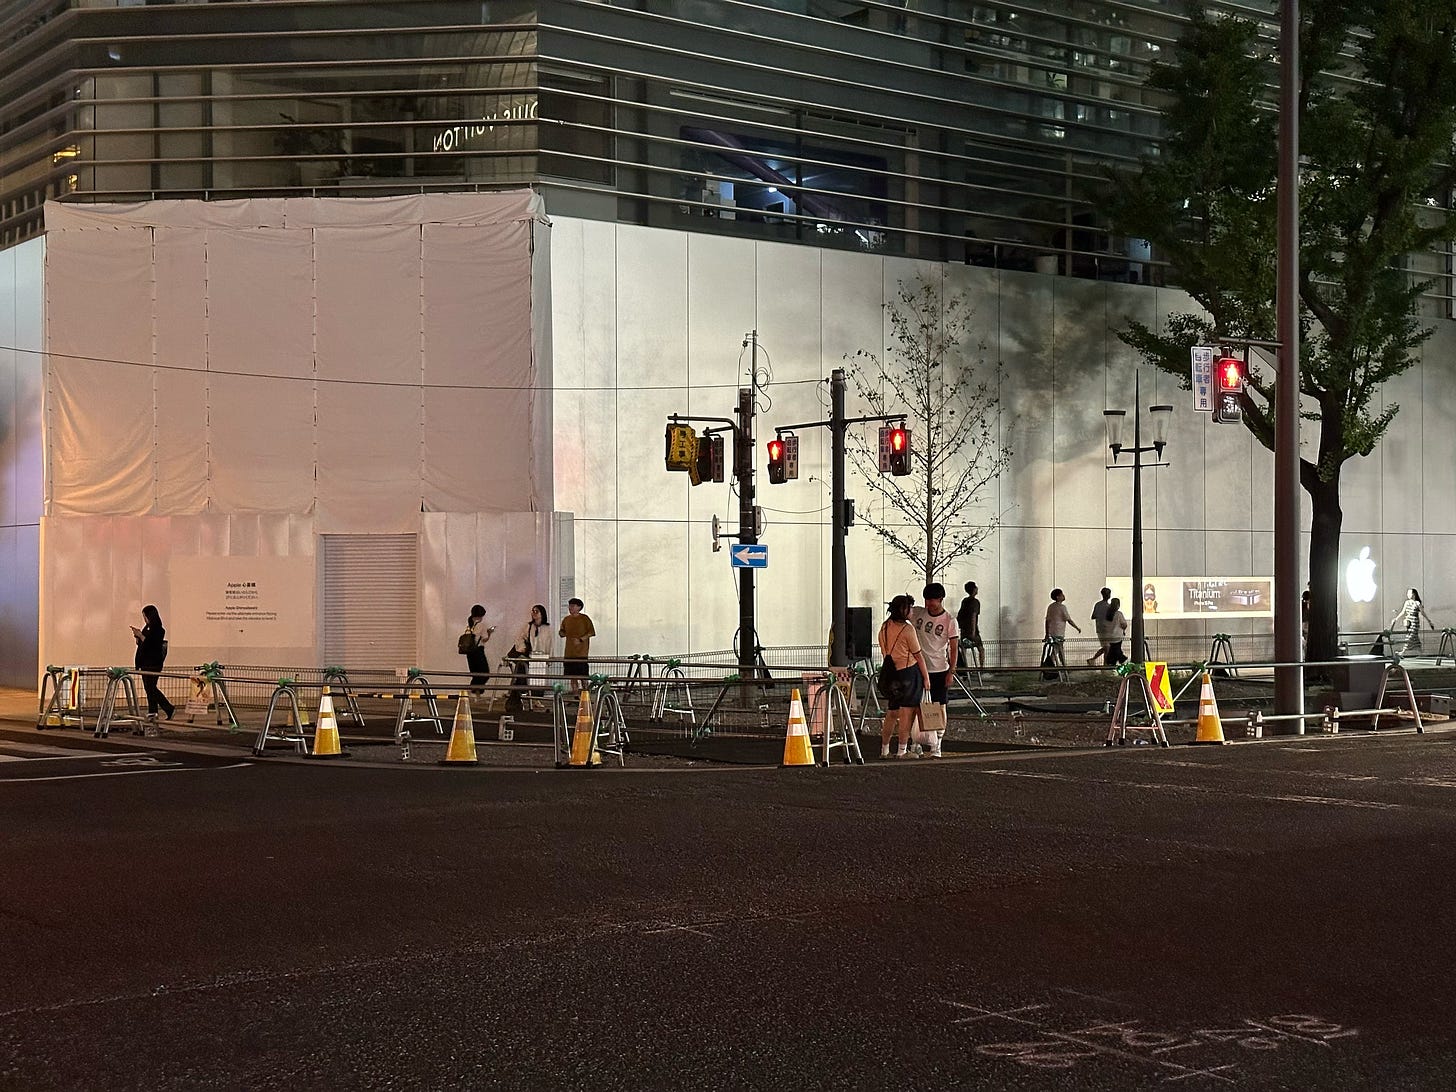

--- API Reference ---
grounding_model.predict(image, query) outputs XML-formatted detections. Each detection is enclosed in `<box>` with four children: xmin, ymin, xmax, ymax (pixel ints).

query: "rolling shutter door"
<box><xmin>321</xmin><ymin>534</ymin><xmax>418</xmax><ymax>670</ymax></box>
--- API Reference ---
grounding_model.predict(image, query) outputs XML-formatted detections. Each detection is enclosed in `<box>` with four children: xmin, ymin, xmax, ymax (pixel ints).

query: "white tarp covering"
<box><xmin>42</xmin><ymin>191</ymin><xmax>548</xmax><ymax>527</ymax></box>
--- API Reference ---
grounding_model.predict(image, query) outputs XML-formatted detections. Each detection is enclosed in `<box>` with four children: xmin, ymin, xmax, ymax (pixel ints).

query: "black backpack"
<box><xmin>458</xmin><ymin>629</ymin><xmax>477</xmax><ymax>655</ymax></box>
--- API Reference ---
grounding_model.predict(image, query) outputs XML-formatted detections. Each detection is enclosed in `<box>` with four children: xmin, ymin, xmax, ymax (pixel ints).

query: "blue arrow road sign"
<box><xmin>730</xmin><ymin>544</ymin><xmax>768</xmax><ymax>569</ymax></box>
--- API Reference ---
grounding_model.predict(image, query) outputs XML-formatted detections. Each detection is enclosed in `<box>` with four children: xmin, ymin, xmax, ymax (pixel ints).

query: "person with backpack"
<box><xmin>458</xmin><ymin>604</ymin><xmax>496</xmax><ymax>695</ymax></box>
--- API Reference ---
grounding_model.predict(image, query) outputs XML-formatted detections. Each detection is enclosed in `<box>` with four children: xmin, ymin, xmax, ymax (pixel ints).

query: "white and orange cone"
<box><xmin>310</xmin><ymin>686</ymin><xmax>343</xmax><ymax>758</ymax></box>
<box><xmin>440</xmin><ymin>695</ymin><xmax>479</xmax><ymax>765</ymax></box>
<box><xmin>1192</xmin><ymin>671</ymin><xmax>1227</xmax><ymax>745</ymax></box>
<box><xmin>568</xmin><ymin>690</ymin><xmax>601</xmax><ymax>767</ymax></box>
<box><xmin>782</xmin><ymin>688</ymin><xmax>815</xmax><ymax>767</ymax></box>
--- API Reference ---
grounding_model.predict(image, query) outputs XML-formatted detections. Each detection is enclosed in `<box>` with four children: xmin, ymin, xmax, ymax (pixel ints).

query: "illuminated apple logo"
<box><xmin>1345</xmin><ymin>546</ymin><xmax>1377</xmax><ymax>603</ymax></box>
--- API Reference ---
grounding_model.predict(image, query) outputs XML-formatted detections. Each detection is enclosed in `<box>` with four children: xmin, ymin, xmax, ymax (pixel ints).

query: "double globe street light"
<box><xmin>1104</xmin><ymin>374</ymin><xmax>1173</xmax><ymax>666</ymax></box>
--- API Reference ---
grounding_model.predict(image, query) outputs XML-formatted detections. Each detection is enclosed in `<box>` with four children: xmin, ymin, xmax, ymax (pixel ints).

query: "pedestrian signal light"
<box><xmin>888</xmin><ymin>427</ymin><xmax>911</xmax><ymax>476</ymax></box>
<box><xmin>1216</xmin><ymin>356</ymin><xmax>1245</xmax><ymax>393</ymax></box>
<box><xmin>1213</xmin><ymin>356</ymin><xmax>1245</xmax><ymax>424</ymax></box>
<box><xmin>766</xmin><ymin>437</ymin><xmax>787</xmax><ymax>484</ymax></box>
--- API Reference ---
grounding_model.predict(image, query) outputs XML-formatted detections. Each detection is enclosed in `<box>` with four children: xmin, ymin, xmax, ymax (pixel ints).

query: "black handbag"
<box><xmin>876</xmin><ymin>627</ymin><xmax>907</xmax><ymax>700</ymax></box>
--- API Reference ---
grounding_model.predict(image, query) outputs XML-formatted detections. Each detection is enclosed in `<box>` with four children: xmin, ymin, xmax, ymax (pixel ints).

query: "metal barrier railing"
<box><xmin>29</xmin><ymin>645</ymin><xmax>1450</xmax><ymax>759</ymax></box>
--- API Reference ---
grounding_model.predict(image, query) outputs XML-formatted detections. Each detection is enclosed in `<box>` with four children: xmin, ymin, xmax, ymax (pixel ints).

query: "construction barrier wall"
<box><xmin>35</xmin><ymin>193</ymin><xmax>558</xmax><ymax>674</ymax></box>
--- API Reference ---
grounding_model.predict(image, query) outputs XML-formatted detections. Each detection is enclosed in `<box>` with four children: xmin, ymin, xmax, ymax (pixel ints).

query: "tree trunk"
<box><xmin>1305</xmin><ymin>473</ymin><xmax>1343</xmax><ymax>665</ymax></box>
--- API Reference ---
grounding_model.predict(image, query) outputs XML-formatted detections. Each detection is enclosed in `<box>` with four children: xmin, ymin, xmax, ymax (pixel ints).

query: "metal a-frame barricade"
<box><xmin>1437</xmin><ymin>628</ymin><xmax>1456</xmax><ymax>666</ymax></box>
<box><xmin>390</xmin><ymin>669</ymin><xmax>447</xmax><ymax>747</ymax></box>
<box><xmin>951</xmin><ymin>668</ymin><xmax>992</xmax><ymax>720</ymax></box>
<box><xmin>38</xmin><ymin>665</ymin><xmax>88</xmax><ymax>730</ymax></box>
<box><xmin>1105</xmin><ymin>663</ymin><xmax>1170</xmax><ymax>747</ymax></box>
<box><xmin>691</xmin><ymin>673</ymin><xmax>775</xmax><ymax>746</ymax></box>
<box><xmin>1322</xmin><ymin>658</ymin><xmax>1426</xmax><ymax>735</ymax></box>
<box><xmin>321</xmin><ymin>666</ymin><xmax>366</xmax><ymax>728</ymax></box>
<box><xmin>253</xmin><ymin>678</ymin><xmax>311</xmax><ymax>755</ymax></box>
<box><xmin>848</xmin><ymin>656</ymin><xmax>881</xmax><ymax>720</ymax></box>
<box><xmin>1208</xmin><ymin>633</ymin><xmax>1238</xmax><ymax>678</ymax></box>
<box><xmin>621</xmin><ymin>654</ymin><xmax>656</xmax><ymax>703</ymax></box>
<box><xmin>586</xmin><ymin>675</ymin><xmax>630</xmax><ymax>766</ymax></box>
<box><xmin>649</xmin><ymin>658</ymin><xmax>695</xmax><ymax>727</ymax></box>
<box><xmin>550</xmin><ymin>684</ymin><xmax>573</xmax><ymax>767</ymax></box>
<box><xmin>804</xmin><ymin>671</ymin><xmax>863</xmax><ymax>765</ymax></box>
<box><xmin>94</xmin><ymin>668</ymin><xmax>147</xmax><ymax>738</ymax></box>
<box><xmin>190</xmin><ymin>662</ymin><xmax>241</xmax><ymax>732</ymax></box>
<box><xmin>1039</xmin><ymin>636</ymin><xmax>1068</xmax><ymax>682</ymax></box>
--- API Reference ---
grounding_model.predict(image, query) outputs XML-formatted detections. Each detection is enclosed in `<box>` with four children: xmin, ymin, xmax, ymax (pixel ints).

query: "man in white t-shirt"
<box><xmin>1043</xmin><ymin>587</ymin><xmax>1080</xmax><ymax>668</ymax></box>
<box><xmin>910</xmin><ymin>582</ymin><xmax>958</xmax><ymax>757</ymax></box>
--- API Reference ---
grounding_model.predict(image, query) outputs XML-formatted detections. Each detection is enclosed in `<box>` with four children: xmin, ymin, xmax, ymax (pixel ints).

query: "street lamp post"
<box><xmin>1104</xmin><ymin>373</ymin><xmax>1172</xmax><ymax>666</ymax></box>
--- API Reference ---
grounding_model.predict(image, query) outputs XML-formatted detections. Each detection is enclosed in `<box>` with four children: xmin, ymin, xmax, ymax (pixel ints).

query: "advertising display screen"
<box><xmin>1107</xmin><ymin>577</ymin><xmax>1273</xmax><ymax>620</ymax></box>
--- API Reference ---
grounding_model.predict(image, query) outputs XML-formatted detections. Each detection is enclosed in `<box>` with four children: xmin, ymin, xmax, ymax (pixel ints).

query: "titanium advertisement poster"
<box><xmin>1107</xmin><ymin>577</ymin><xmax>1273</xmax><ymax>620</ymax></box>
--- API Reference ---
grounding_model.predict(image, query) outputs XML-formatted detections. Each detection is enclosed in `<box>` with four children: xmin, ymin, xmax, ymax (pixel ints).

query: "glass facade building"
<box><xmin>3</xmin><ymin>0</ymin><xmax>1250</xmax><ymax>277</ymax></box>
<box><xmin>4</xmin><ymin>0</ymin><xmax>1454</xmax><ymax>682</ymax></box>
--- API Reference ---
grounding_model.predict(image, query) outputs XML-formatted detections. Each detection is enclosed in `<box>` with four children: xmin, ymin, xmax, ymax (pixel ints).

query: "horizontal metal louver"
<box><xmin>322</xmin><ymin>535</ymin><xmax>418</xmax><ymax>671</ymax></box>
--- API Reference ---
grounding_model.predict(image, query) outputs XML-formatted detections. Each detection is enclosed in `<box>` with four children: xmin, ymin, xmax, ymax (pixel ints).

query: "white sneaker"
<box><xmin>928</xmin><ymin>747</ymin><xmax>943</xmax><ymax>758</ymax></box>
<box><xmin>898</xmin><ymin>747</ymin><xmax>914</xmax><ymax>758</ymax></box>
<box><xmin>879</xmin><ymin>744</ymin><xmax>891</xmax><ymax>758</ymax></box>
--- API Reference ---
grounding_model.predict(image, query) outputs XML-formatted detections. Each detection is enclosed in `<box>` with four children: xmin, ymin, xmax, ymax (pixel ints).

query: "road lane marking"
<box><xmin>0</xmin><ymin>761</ymin><xmax>251</xmax><ymax>784</ymax></box>
<box><xmin>980</xmin><ymin>768</ymin><xmax>1402</xmax><ymax>810</ymax></box>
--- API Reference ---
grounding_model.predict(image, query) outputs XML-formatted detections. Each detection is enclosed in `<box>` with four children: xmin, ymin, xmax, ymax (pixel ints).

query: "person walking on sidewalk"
<box><xmin>957</xmin><ymin>581</ymin><xmax>984</xmax><ymax>672</ymax></box>
<box><xmin>1043</xmin><ymin>588</ymin><xmax>1080</xmax><ymax>669</ymax></box>
<box><xmin>1391</xmin><ymin>588</ymin><xmax>1435</xmax><ymax>656</ymax></box>
<box><xmin>1088</xmin><ymin>587</ymin><xmax>1113</xmax><ymax>666</ymax></box>
<box><xmin>1103</xmin><ymin>597</ymin><xmax>1129</xmax><ymax>666</ymax></box>
<box><xmin>131</xmin><ymin>604</ymin><xmax>174</xmax><ymax>721</ymax></box>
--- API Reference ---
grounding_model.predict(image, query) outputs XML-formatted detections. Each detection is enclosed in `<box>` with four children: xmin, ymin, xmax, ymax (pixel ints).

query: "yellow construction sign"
<box><xmin>1144</xmin><ymin>661</ymin><xmax>1175</xmax><ymax>715</ymax></box>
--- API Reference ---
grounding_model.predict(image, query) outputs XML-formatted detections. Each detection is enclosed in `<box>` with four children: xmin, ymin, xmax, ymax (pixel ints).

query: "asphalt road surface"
<box><xmin>3</xmin><ymin>728</ymin><xmax>1456</xmax><ymax>1090</ymax></box>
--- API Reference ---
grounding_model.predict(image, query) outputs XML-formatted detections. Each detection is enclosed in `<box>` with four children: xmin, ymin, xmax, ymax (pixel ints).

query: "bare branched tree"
<box><xmin>845</xmin><ymin>276</ymin><xmax>1012</xmax><ymax>584</ymax></box>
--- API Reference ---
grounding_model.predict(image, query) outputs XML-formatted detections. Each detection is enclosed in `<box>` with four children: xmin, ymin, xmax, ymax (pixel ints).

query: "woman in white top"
<box><xmin>507</xmin><ymin>604</ymin><xmax>554</xmax><ymax>708</ymax></box>
<box><xmin>1391</xmin><ymin>588</ymin><xmax>1435</xmax><ymax>656</ymax></box>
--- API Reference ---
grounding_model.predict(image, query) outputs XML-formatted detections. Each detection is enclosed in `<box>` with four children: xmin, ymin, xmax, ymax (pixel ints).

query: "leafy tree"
<box><xmin>1107</xmin><ymin>1</ymin><xmax>1456</xmax><ymax>661</ymax></box>
<box><xmin>845</xmin><ymin>276</ymin><xmax>1012</xmax><ymax>585</ymax></box>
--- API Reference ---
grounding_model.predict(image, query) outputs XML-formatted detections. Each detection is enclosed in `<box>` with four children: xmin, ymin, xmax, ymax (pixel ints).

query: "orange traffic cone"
<box><xmin>568</xmin><ymin>690</ymin><xmax>601</xmax><ymax>767</ymax></box>
<box><xmin>439</xmin><ymin>695</ymin><xmax>479</xmax><ymax>765</ymax></box>
<box><xmin>1193</xmin><ymin>671</ymin><xmax>1227</xmax><ymax>745</ymax></box>
<box><xmin>310</xmin><ymin>685</ymin><xmax>344</xmax><ymax>758</ymax></box>
<box><xmin>782</xmin><ymin>687</ymin><xmax>815</xmax><ymax>767</ymax></box>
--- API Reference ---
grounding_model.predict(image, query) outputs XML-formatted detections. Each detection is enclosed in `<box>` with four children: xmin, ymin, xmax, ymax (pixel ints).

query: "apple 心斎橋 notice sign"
<box><xmin>1106</xmin><ymin>576</ymin><xmax>1273</xmax><ymax>620</ymax></box>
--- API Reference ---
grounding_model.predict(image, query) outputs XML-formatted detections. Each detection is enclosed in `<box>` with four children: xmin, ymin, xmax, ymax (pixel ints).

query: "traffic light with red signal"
<box><xmin>1213</xmin><ymin>355</ymin><xmax>1245</xmax><ymax>424</ymax></box>
<box><xmin>766</xmin><ymin>437</ymin><xmax>787</xmax><ymax>484</ymax></box>
<box><xmin>888</xmin><ymin>426</ymin><xmax>911</xmax><ymax>475</ymax></box>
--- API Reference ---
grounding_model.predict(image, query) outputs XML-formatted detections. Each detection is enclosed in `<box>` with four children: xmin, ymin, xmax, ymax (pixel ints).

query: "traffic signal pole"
<box><xmin>1274</xmin><ymin>0</ymin><xmax>1304</xmax><ymax>722</ymax></box>
<box><xmin>736</xmin><ymin>382</ymin><xmax>759</xmax><ymax>679</ymax></box>
<box><xmin>775</xmin><ymin>368</ymin><xmax>902</xmax><ymax>668</ymax></box>
<box><xmin>830</xmin><ymin>370</ymin><xmax>848</xmax><ymax>668</ymax></box>
<box><xmin>663</xmin><ymin>334</ymin><xmax>763</xmax><ymax>679</ymax></box>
